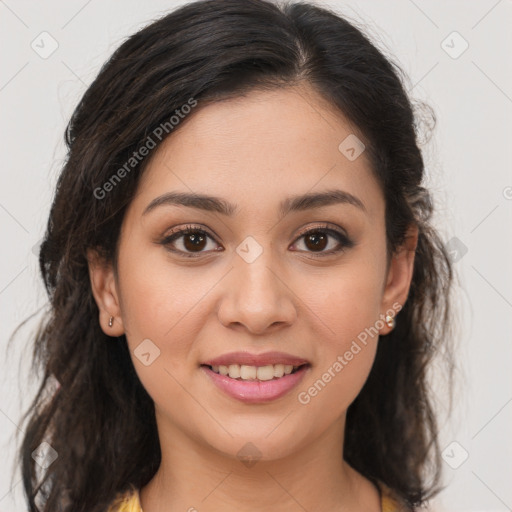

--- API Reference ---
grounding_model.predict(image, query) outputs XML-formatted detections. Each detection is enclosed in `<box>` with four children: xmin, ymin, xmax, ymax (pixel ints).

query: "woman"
<box><xmin>16</xmin><ymin>0</ymin><xmax>455</xmax><ymax>510</ymax></box>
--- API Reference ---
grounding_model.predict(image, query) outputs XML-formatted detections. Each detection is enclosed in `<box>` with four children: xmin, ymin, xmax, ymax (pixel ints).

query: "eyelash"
<box><xmin>159</xmin><ymin>223</ymin><xmax>354</xmax><ymax>259</ymax></box>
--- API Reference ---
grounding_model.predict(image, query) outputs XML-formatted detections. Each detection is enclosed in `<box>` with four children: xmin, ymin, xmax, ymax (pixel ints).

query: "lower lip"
<box><xmin>201</xmin><ymin>365</ymin><xmax>310</xmax><ymax>404</ymax></box>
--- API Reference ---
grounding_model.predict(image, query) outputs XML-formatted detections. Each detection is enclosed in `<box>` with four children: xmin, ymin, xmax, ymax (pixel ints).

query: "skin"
<box><xmin>88</xmin><ymin>83</ymin><xmax>418</xmax><ymax>512</ymax></box>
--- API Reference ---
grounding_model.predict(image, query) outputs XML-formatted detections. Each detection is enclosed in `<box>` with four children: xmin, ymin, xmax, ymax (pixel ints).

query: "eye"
<box><xmin>159</xmin><ymin>224</ymin><xmax>222</xmax><ymax>258</ymax></box>
<box><xmin>290</xmin><ymin>223</ymin><xmax>354</xmax><ymax>257</ymax></box>
<box><xmin>159</xmin><ymin>222</ymin><xmax>354</xmax><ymax>259</ymax></box>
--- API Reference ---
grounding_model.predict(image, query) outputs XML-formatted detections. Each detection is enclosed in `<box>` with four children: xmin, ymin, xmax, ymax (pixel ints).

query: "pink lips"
<box><xmin>200</xmin><ymin>364</ymin><xmax>310</xmax><ymax>404</ymax></box>
<box><xmin>200</xmin><ymin>351</ymin><xmax>311</xmax><ymax>404</ymax></box>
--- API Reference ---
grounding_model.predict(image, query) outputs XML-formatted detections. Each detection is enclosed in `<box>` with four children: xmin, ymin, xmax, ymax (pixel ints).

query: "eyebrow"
<box><xmin>142</xmin><ymin>188</ymin><xmax>367</xmax><ymax>218</ymax></box>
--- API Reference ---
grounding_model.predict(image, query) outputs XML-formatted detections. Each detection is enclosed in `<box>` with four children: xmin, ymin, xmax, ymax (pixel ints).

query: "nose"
<box><xmin>216</xmin><ymin>247</ymin><xmax>297</xmax><ymax>335</ymax></box>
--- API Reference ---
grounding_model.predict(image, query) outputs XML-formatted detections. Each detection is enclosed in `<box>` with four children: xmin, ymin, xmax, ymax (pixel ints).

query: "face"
<box><xmin>88</xmin><ymin>84</ymin><xmax>417</xmax><ymax>464</ymax></box>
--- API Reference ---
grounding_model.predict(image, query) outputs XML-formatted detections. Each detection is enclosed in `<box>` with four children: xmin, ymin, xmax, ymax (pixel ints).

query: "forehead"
<box><xmin>131</xmin><ymin>85</ymin><xmax>383</xmax><ymax>220</ymax></box>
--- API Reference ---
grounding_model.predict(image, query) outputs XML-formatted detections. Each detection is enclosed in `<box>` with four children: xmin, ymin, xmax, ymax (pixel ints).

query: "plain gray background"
<box><xmin>1</xmin><ymin>0</ymin><xmax>511</xmax><ymax>510</ymax></box>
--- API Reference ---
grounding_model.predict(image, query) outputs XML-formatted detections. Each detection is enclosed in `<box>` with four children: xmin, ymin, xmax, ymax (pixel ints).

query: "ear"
<box><xmin>86</xmin><ymin>248</ymin><xmax>125</xmax><ymax>337</ymax></box>
<box><xmin>379</xmin><ymin>223</ymin><xmax>419</xmax><ymax>335</ymax></box>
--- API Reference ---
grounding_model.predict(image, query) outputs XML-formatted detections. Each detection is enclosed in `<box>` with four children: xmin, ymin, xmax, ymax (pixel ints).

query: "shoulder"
<box><xmin>105</xmin><ymin>485</ymin><xmax>142</xmax><ymax>512</ymax></box>
<box><xmin>377</xmin><ymin>480</ymin><xmax>415</xmax><ymax>512</ymax></box>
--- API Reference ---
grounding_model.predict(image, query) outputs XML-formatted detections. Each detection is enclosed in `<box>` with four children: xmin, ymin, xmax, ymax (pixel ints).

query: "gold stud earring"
<box><xmin>385</xmin><ymin>314</ymin><xmax>395</xmax><ymax>330</ymax></box>
<box><xmin>108</xmin><ymin>316</ymin><xmax>114</xmax><ymax>328</ymax></box>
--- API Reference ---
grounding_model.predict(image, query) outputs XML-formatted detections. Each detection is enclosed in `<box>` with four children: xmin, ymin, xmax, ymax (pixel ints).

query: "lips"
<box><xmin>200</xmin><ymin>351</ymin><xmax>312</xmax><ymax>403</ymax></box>
<box><xmin>201</xmin><ymin>363</ymin><xmax>310</xmax><ymax>403</ymax></box>
<box><xmin>201</xmin><ymin>351</ymin><xmax>310</xmax><ymax>367</ymax></box>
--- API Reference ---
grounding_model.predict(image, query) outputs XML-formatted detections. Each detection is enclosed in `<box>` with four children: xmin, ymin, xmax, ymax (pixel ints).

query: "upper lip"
<box><xmin>202</xmin><ymin>351</ymin><xmax>310</xmax><ymax>367</ymax></box>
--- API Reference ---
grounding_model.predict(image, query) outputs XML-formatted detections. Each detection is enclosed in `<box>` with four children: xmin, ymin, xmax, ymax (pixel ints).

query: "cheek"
<box><xmin>118</xmin><ymin>242</ymin><xmax>209</xmax><ymax>342</ymax></box>
<box><xmin>116</xmin><ymin>246</ymin><xmax>219</xmax><ymax>396</ymax></box>
<box><xmin>295</xmin><ymin>286</ymin><xmax>381</xmax><ymax>424</ymax></box>
<box><xmin>296</xmin><ymin>341</ymin><xmax>377</xmax><ymax>430</ymax></box>
<box><xmin>292</xmin><ymin>259</ymin><xmax>384</xmax><ymax>414</ymax></box>
<box><xmin>297</xmin><ymin>258</ymin><xmax>384</xmax><ymax>344</ymax></box>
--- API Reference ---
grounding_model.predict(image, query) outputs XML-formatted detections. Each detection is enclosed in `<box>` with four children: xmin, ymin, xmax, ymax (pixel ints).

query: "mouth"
<box><xmin>200</xmin><ymin>363</ymin><xmax>310</xmax><ymax>381</ymax></box>
<box><xmin>199</xmin><ymin>363</ymin><xmax>311</xmax><ymax>404</ymax></box>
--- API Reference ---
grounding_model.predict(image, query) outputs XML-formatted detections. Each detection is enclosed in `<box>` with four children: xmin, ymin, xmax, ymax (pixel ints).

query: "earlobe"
<box><xmin>86</xmin><ymin>248</ymin><xmax>124</xmax><ymax>336</ymax></box>
<box><xmin>379</xmin><ymin>224</ymin><xmax>419</xmax><ymax>335</ymax></box>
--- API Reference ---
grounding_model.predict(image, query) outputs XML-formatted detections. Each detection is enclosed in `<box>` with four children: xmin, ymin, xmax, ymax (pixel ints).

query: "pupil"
<box><xmin>184</xmin><ymin>232</ymin><xmax>206</xmax><ymax>251</ymax></box>
<box><xmin>306</xmin><ymin>232</ymin><xmax>327</xmax><ymax>251</ymax></box>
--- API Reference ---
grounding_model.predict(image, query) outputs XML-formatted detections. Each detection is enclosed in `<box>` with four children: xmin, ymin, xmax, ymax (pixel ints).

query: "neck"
<box><xmin>139</xmin><ymin>413</ymin><xmax>381</xmax><ymax>512</ymax></box>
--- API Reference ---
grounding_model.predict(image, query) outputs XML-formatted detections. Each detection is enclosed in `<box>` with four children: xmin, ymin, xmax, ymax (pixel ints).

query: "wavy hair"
<box><xmin>11</xmin><ymin>0</ymin><xmax>456</xmax><ymax>510</ymax></box>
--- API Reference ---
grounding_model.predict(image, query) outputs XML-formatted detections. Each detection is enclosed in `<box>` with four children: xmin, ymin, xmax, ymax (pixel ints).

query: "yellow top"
<box><xmin>106</xmin><ymin>480</ymin><xmax>409</xmax><ymax>511</ymax></box>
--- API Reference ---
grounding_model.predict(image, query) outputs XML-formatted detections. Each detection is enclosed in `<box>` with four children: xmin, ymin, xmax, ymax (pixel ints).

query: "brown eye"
<box><xmin>160</xmin><ymin>225</ymin><xmax>222</xmax><ymax>257</ymax></box>
<box><xmin>291</xmin><ymin>225</ymin><xmax>354</xmax><ymax>257</ymax></box>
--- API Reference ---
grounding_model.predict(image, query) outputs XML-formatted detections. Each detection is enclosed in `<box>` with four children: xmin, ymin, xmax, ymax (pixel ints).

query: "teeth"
<box><xmin>273</xmin><ymin>364</ymin><xmax>284</xmax><ymax>378</ymax></box>
<box><xmin>228</xmin><ymin>364</ymin><xmax>240</xmax><ymax>378</ymax></box>
<box><xmin>240</xmin><ymin>365</ymin><xmax>257</xmax><ymax>380</ymax></box>
<box><xmin>255</xmin><ymin>365</ymin><xmax>273</xmax><ymax>381</ymax></box>
<box><xmin>210</xmin><ymin>363</ymin><xmax>300</xmax><ymax>380</ymax></box>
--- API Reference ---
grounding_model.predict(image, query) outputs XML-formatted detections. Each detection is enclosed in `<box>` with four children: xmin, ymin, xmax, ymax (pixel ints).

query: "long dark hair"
<box><xmin>11</xmin><ymin>0</ymin><xmax>456</xmax><ymax>510</ymax></box>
